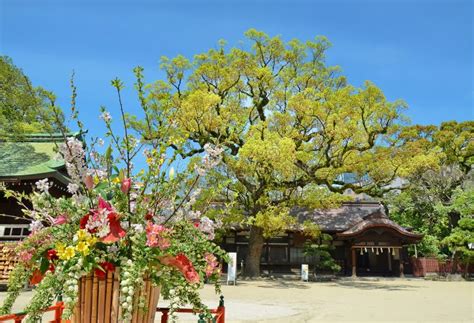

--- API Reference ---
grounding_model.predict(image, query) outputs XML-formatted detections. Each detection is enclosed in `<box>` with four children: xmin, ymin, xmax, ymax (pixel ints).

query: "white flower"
<box><xmin>35</xmin><ymin>178</ymin><xmax>51</xmax><ymax>193</ymax></box>
<box><xmin>198</xmin><ymin>216</ymin><xmax>216</xmax><ymax>240</ymax></box>
<box><xmin>29</xmin><ymin>220</ymin><xmax>44</xmax><ymax>233</ymax></box>
<box><xmin>97</xmin><ymin>138</ymin><xmax>105</xmax><ymax>147</ymax></box>
<box><xmin>67</xmin><ymin>183</ymin><xmax>80</xmax><ymax>194</ymax></box>
<box><xmin>107</xmin><ymin>245</ymin><xmax>119</xmax><ymax>253</ymax></box>
<box><xmin>131</xmin><ymin>224</ymin><xmax>144</xmax><ymax>233</ymax></box>
<box><xmin>100</xmin><ymin>111</ymin><xmax>112</xmax><ymax>122</ymax></box>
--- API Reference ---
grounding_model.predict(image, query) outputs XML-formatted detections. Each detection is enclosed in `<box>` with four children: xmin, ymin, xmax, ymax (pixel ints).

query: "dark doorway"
<box><xmin>356</xmin><ymin>249</ymin><xmax>394</xmax><ymax>276</ymax></box>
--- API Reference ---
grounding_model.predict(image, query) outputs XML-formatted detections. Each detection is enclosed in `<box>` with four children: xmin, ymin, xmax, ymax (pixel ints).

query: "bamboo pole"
<box><xmin>104</xmin><ymin>271</ymin><xmax>113</xmax><ymax>323</ymax></box>
<box><xmin>111</xmin><ymin>269</ymin><xmax>120</xmax><ymax>322</ymax></box>
<box><xmin>97</xmin><ymin>273</ymin><xmax>106</xmax><ymax>323</ymax></box>
<box><xmin>91</xmin><ymin>273</ymin><xmax>99</xmax><ymax>322</ymax></box>
<box><xmin>84</xmin><ymin>274</ymin><xmax>93</xmax><ymax>322</ymax></box>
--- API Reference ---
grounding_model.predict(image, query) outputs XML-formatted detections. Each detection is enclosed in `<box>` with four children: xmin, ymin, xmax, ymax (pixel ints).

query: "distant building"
<box><xmin>0</xmin><ymin>133</ymin><xmax>71</xmax><ymax>240</ymax></box>
<box><xmin>221</xmin><ymin>202</ymin><xmax>423</xmax><ymax>277</ymax></box>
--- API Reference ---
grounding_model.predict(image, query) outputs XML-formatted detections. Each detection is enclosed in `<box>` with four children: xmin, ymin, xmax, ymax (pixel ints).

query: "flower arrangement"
<box><xmin>0</xmin><ymin>72</ymin><xmax>228</xmax><ymax>322</ymax></box>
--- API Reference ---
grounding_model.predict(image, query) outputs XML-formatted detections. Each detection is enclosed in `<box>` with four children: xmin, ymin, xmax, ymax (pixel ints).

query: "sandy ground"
<box><xmin>0</xmin><ymin>278</ymin><xmax>472</xmax><ymax>322</ymax></box>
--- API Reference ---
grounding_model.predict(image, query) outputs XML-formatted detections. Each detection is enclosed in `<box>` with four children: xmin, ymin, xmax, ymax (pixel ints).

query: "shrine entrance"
<box><xmin>352</xmin><ymin>245</ymin><xmax>402</xmax><ymax>277</ymax></box>
<box><xmin>337</xmin><ymin>208</ymin><xmax>423</xmax><ymax>277</ymax></box>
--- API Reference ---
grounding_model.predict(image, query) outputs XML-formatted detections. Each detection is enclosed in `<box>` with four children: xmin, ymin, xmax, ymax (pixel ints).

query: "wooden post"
<box><xmin>388</xmin><ymin>249</ymin><xmax>392</xmax><ymax>273</ymax></box>
<box><xmin>351</xmin><ymin>247</ymin><xmax>357</xmax><ymax>277</ymax></box>
<box><xmin>399</xmin><ymin>250</ymin><xmax>405</xmax><ymax>278</ymax></box>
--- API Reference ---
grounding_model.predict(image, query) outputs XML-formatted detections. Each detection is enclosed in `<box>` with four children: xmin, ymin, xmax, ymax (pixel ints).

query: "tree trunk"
<box><xmin>243</xmin><ymin>226</ymin><xmax>265</xmax><ymax>277</ymax></box>
<box><xmin>451</xmin><ymin>251</ymin><xmax>459</xmax><ymax>275</ymax></box>
<box><xmin>447</xmin><ymin>210</ymin><xmax>460</xmax><ymax>229</ymax></box>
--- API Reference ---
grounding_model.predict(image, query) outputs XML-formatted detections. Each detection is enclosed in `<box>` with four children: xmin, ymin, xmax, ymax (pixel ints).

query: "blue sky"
<box><xmin>1</xmin><ymin>0</ymin><xmax>473</xmax><ymax>139</ymax></box>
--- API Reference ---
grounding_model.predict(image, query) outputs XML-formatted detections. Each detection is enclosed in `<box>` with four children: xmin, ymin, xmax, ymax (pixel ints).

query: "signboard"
<box><xmin>227</xmin><ymin>252</ymin><xmax>237</xmax><ymax>285</ymax></box>
<box><xmin>301</xmin><ymin>264</ymin><xmax>309</xmax><ymax>281</ymax></box>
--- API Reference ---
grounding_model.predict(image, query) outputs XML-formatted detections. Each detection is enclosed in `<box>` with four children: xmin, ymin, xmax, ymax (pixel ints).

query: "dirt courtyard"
<box><xmin>1</xmin><ymin>278</ymin><xmax>472</xmax><ymax>322</ymax></box>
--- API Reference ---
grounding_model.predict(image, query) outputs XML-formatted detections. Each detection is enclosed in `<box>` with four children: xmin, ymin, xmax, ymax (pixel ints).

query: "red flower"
<box><xmin>46</xmin><ymin>249</ymin><xmax>58</xmax><ymax>261</ymax></box>
<box><xmin>159</xmin><ymin>253</ymin><xmax>200</xmax><ymax>284</ymax></box>
<box><xmin>48</xmin><ymin>263</ymin><xmax>55</xmax><ymax>273</ymax></box>
<box><xmin>79</xmin><ymin>214</ymin><xmax>90</xmax><ymax>229</ymax></box>
<box><xmin>94</xmin><ymin>261</ymin><xmax>115</xmax><ymax>280</ymax></box>
<box><xmin>121</xmin><ymin>178</ymin><xmax>131</xmax><ymax>194</ymax></box>
<box><xmin>145</xmin><ymin>212</ymin><xmax>153</xmax><ymax>221</ymax></box>
<box><xmin>102</xmin><ymin>212</ymin><xmax>126</xmax><ymax>243</ymax></box>
<box><xmin>29</xmin><ymin>269</ymin><xmax>44</xmax><ymax>285</ymax></box>
<box><xmin>98</xmin><ymin>197</ymin><xmax>112</xmax><ymax>211</ymax></box>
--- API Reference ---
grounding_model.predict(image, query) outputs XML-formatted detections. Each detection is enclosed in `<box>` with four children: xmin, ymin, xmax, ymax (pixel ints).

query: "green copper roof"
<box><xmin>0</xmin><ymin>133</ymin><xmax>76</xmax><ymax>184</ymax></box>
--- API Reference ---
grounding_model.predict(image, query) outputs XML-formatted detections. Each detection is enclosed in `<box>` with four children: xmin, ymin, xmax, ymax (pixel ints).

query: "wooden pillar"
<box><xmin>351</xmin><ymin>247</ymin><xmax>357</xmax><ymax>277</ymax></box>
<box><xmin>388</xmin><ymin>249</ymin><xmax>392</xmax><ymax>273</ymax></box>
<box><xmin>399</xmin><ymin>249</ymin><xmax>405</xmax><ymax>278</ymax></box>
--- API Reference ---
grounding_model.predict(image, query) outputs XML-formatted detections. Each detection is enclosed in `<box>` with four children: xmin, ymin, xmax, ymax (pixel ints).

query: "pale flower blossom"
<box><xmin>29</xmin><ymin>220</ymin><xmax>44</xmax><ymax>233</ymax></box>
<box><xmin>195</xmin><ymin>144</ymin><xmax>223</xmax><ymax>176</ymax></box>
<box><xmin>197</xmin><ymin>216</ymin><xmax>216</xmax><ymax>240</ymax></box>
<box><xmin>35</xmin><ymin>178</ymin><xmax>51</xmax><ymax>193</ymax></box>
<box><xmin>59</xmin><ymin>137</ymin><xmax>87</xmax><ymax>185</ymax></box>
<box><xmin>132</xmin><ymin>224</ymin><xmax>144</xmax><ymax>233</ymax></box>
<box><xmin>67</xmin><ymin>183</ymin><xmax>80</xmax><ymax>195</ymax></box>
<box><xmin>100</xmin><ymin>111</ymin><xmax>112</xmax><ymax>122</ymax></box>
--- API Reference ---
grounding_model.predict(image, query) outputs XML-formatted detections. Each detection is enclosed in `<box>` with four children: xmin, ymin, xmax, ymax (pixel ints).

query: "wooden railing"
<box><xmin>0</xmin><ymin>296</ymin><xmax>225</xmax><ymax>322</ymax></box>
<box><xmin>157</xmin><ymin>295</ymin><xmax>225</xmax><ymax>323</ymax></box>
<box><xmin>0</xmin><ymin>301</ymin><xmax>64</xmax><ymax>322</ymax></box>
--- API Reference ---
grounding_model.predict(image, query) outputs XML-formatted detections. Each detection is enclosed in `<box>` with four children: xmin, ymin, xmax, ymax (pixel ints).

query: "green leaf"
<box><xmin>39</xmin><ymin>257</ymin><xmax>49</xmax><ymax>274</ymax></box>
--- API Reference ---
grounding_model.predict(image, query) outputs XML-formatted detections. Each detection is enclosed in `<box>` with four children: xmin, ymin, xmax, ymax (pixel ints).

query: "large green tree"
<box><xmin>139</xmin><ymin>30</ymin><xmax>435</xmax><ymax>276</ymax></box>
<box><xmin>386</xmin><ymin>121</ymin><xmax>473</xmax><ymax>258</ymax></box>
<box><xmin>0</xmin><ymin>56</ymin><xmax>56</xmax><ymax>137</ymax></box>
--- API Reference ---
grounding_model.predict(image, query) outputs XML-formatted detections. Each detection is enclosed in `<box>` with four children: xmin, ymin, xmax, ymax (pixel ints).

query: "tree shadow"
<box><xmin>255</xmin><ymin>280</ymin><xmax>312</xmax><ymax>289</ymax></box>
<box><xmin>0</xmin><ymin>142</ymin><xmax>50</xmax><ymax>175</ymax></box>
<box><xmin>331</xmin><ymin>279</ymin><xmax>421</xmax><ymax>291</ymax></box>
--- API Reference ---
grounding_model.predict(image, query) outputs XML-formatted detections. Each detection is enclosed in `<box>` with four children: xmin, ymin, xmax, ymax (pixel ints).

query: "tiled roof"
<box><xmin>336</xmin><ymin>208</ymin><xmax>423</xmax><ymax>240</ymax></box>
<box><xmin>290</xmin><ymin>202</ymin><xmax>383</xmax><ymax>232</ymax></box>
<box><xmin>0</xmin><ymin>133</ymin><xmax>72</xmax><ymax>184</ymax></box>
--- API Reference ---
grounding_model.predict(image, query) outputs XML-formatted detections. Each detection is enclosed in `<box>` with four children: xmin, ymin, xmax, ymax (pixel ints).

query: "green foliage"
<box><xmin>304</xmin><ymin>233</ymin><xmax>341</xmax><ymax>274</ymax></box>
<box><xmin>442</xmin><ymin>217</ymin><xmax>474</xmax><ymax>267</ymax></box>
<box><xmin>0</xmin><ymin>56</ymin><xmax>59</xmax><ymax>137</ymax></box>
<box><xmin>386</xmin><ymin>121</ymin><xmax>474</xmax><ymax>258</ymax></box>
<box><xmin>411</xmin><ymin>234</ymin><xmax>441</xmax><ymax>257</ymax></box>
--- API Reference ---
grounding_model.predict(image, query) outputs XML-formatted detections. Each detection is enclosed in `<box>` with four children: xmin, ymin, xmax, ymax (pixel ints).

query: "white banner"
<box><xmin>227</xmin><ymin>252</ymin><xmax>237</xmax><ymax>285</ymax></box>
<box><xmin>301</xmin><ymin>264</ymin><xmax>309</xmax><ymax>281</ymax></box>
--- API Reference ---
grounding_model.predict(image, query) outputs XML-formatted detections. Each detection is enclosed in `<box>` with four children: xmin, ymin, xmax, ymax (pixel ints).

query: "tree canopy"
<box><xmin>0</xmin><ymin>56</ymin><xmax>57</xmax><ymax>138</ymax></box>
<box><xmin>386</xmin><ymin>121</ymin><xmax>473</xmax><ymax>260</ymax></box>
<box><xmin>132</xmin><ymin>30</ymin><xmax>436</xmax><ymax>276</ymax></box>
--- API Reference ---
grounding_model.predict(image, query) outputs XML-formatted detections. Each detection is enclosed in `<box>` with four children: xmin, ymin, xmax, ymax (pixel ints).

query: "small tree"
<box><xmin>304</xmin><ymin>233</ymin><xmax>341</xmax><ymax>275</ymax></box>
<box><xmin>442</xmin><ymin>217</ymin><xmax>474</xmax><ymax>275</ymax></box>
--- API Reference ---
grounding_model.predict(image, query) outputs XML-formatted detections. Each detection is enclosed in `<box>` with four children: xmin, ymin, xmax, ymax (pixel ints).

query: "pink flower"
<box><xmin>52</xmin><ymin>215</ymin><xmax>68</xmax><ymax>226</ymax></box>
<box><xmin>146</xmin><ymin>221</ymin><xmax>170</xmax><ymax>250</ymax></box>
<box><xmin>84</xmin><ymin>175</ymin><xmax>94</xmax><ymax>190</ymax></box>
<box><xmin>19</xmin><ymin>250</ymin><xmax>33</xmax><ymax>263</ymax></box>
<box><xmin>204</xmin><ymin>253</ymin><xmax>219</xmax><ymax>277</ymax></box>
<box><xmin>121</xmin><ymin>178</ymin><xmax>131</xmax><ymax>194</ymax></box>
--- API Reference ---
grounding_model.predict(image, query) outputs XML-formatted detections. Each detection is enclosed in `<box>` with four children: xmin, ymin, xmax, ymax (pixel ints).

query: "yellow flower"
<box><xmin>112</xmin><ymin>177</ymin><xmax>121</xmax><ymax>184</ymax></box>
<box><xmin>86</xmin><ymin>236</ymin><xmax>98</xmax><ymax>246</ymax></box>
<box><xmin>60</xmin><ymin>246</ymin><xmax>76</xmax><ymax>260</ymax></box>
<box><xmin>76</xmin><ymin>241</ymin><xmax>90</xmax><ymax>256</ymax></box>
<box><xmin>77</xmin><ymin>229</ymin><xmax>88</xmax><ymax>241</ymax></box>
<box><xmin>93</xmin><ymin>176</ymin><xmax>100</xmax><ymax>185</ymax></box>
<box><xmin>146</xmin><ymin>157</ymin><xmax>153</xmax><ymax>165</ymax></box>
<box><xmin>56</xmin><ymin>243</ymin><xmax>65</xmax><ymax>257</ymax></box>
